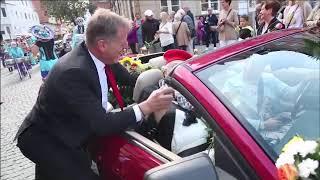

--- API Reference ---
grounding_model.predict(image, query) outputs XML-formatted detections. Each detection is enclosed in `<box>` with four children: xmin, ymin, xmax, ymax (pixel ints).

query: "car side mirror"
<box><xmin>144</xmin><ymin>153</ymin><xmax>219</xmax><ymax>180</ymax></box>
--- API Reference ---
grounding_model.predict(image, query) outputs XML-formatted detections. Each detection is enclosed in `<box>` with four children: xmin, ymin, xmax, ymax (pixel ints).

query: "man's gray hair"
<box><xmin>86</xmin><ymin>8</ymin><xmax>130</xmax><ymax>47</ymax></box>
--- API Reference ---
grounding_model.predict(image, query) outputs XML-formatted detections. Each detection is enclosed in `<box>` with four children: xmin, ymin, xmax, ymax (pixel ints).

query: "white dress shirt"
<box><xmin>88</xmin><ymin>51</ymin><xmax>143</xmax><ymax>122</ymax></box>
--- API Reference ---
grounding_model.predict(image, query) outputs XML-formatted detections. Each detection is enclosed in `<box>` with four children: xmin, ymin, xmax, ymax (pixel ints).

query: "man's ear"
<box><xmin>97</xmin><ymin>40</ymin><xmax>108</xmax><ymax>52</ymax></box>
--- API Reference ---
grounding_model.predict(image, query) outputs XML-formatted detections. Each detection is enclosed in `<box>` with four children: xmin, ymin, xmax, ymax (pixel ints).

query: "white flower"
<box><xmin>285</xmin><ymin>140</ymin><xmax>304</xmax><ymax>156</ymax></box>
<box><xmin>298</xmin><ymin>141</ymin><xmax>318</xmax><ymax>158</ymax></box>
<box><xmin>276</xmin><ymin>152</ymin><xmax>295</xmax><ymax>168</ymax></box>
<box><xmin>297</xmin><ymin>158</ymin><xmax>319</xmax><ymax>178</ymax></box>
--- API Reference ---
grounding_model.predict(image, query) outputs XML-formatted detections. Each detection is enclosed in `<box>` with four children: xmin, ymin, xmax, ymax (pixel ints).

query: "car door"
<box><xmin>95</xmin><ymin>132</ymin><xmax>181</xmax><ymax>180</ymax></box>
<box><xmin>171</xmin><ymin>65</ymin><xmax>277</xmax><ymax>179</ymax></box>
<box><xmin>94</xmin><ymin>75</ymin><xmax>239</xmax><ymax>179</ymax></box>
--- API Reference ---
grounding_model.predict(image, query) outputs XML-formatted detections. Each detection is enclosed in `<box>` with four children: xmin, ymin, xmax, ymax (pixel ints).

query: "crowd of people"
<box><xmin>1</xmin><ymin>0</ymin><xmax>319</xmax><ymax>79</ymax></box>
<box><xmin>126</xmin><ymin>0</ymin><xmax>319</xmax><ymax>54</ymax></box>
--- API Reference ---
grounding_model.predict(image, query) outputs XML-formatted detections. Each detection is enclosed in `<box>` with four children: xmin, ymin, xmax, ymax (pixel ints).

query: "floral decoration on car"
<box><xmin>276</xmin><ymin>136</ymin><xmax>320</xmax><ymax>180</ymax></box>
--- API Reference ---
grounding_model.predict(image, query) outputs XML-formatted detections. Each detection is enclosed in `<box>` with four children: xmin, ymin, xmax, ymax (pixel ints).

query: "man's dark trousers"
<box><xmin>17</xmin><ymin>125</ymin><xmax>100</xmax><ymax>180</ymax></box>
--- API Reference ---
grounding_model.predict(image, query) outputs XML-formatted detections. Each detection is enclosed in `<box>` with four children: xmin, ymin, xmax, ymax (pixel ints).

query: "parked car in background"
<box><xmin>93</xmin><ymin>27</ymin><xmax>320</xmax><ymax>180</ymax></box>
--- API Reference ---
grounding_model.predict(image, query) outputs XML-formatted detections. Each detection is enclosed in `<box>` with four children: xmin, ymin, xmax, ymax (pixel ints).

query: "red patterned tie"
<box><xmin>105</xmin><ymin>65</ymin><xmax>125</xmax><ymax>111</ymax></box>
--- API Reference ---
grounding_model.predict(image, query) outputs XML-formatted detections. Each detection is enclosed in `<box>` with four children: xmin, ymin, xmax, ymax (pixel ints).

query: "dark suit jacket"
<box><xmin>16</xmin><ymin>42</ymin><xmax>138</xmax><ymax>148</ymax></box>
<box><xmin>204</xmin><ymin>14</ymin><xmax>218</xmax><ymax>32</ymax></box>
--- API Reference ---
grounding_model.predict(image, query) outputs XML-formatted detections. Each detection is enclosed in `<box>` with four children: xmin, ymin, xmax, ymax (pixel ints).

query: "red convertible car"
<box><xmin>94</xmin><ymin>27</ymin><xmax>320</xmax><ymax>180</ymax></box>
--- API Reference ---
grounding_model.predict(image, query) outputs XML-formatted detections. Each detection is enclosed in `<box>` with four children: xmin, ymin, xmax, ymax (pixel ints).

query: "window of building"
<box><xmin>248</xmin><ymin>0</ymin><xmax>255</xmax><ymax>8</ymax></box>
<box><xmin>0</xmin><ymin>31</ymin><xmax>5</xmax><ymax>35</ymax></box>
<box><xmin>6</xmin><ymin>27</ymin><xmax>10</xmax><ymax>35</ymax></box>
<box><xmin>44</xmin><ymin>10</ymin><xmax>47</xmax><ymax>16</ymax></box>
<box><xmin>25</xmin><ymin>13</ymin><xmax>27</xmax><ymax>19</ymax></box>
<box><xmin>161</xmin><ymin>0</ymin><xmax>168</xmax><ymax>12</ymax></box>
<box><xmin>1</xmin><ymin>8</ymin><xmax>7</xmax><ymax>17</ymax></box>
<box><xmin>238</xmin><ymin>0</ymin><xmax>248</xmax><ymax>15</ymax></box>
<box><xmin>160</xmin><ymin>0</ymin><xmax>180</xmax><ymax>13</ymax></box>
<box><xmin>28</xmin><ymin>14</ymin><xmax>31</xmax><ymax>19</ymax></box>
<box><xmin>201</xmin><ymin>0</ymin><xmax>219</xmax><ymax>13</ymax></box>
<box><xmin>16</xmin><ymin>11</ymin><xmax>18</xmax><ymax>17</ymax></box>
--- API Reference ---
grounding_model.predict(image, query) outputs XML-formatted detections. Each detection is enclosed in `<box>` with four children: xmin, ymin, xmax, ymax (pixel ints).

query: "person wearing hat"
<box><xmin>30</xmin><ymin>25</ymin><xmax>58</xmax><ymax>80</ymax></box>
<box><xmin>142</xmin><ymin>9</ymin><xmax>161</xmax><ymax>53</ymax></box>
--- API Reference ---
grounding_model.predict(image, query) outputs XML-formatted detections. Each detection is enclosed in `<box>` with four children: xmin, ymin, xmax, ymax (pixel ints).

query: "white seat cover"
<box><xmin>171</xmin><ymin>109</ymin><xmax>209</xmax><ymax>154</ymax></box>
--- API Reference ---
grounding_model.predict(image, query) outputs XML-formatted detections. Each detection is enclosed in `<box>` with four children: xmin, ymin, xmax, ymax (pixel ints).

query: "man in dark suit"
<box><xmin>204</xmin><ymin>8</ymin><xmax>219</xmax><ymax>49</ymax></box>
<box><xmin>15</xmin><ymin>8</ymin><xmax>174</xmax><ymax>180</ymax></box>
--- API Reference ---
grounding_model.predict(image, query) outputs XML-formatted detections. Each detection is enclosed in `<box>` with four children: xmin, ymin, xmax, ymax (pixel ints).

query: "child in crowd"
<box><xmin>238</xmin><ymin>15</ymin><xmax>254</xmax><ymax>40</ymax></box>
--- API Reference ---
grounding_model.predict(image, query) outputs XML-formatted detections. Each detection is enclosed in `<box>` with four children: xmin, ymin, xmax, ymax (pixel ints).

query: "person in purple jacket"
<box><xmin>196</xmin><ymin>16</ymin><xmax>205</xmax><ymax>45</ymax></box>
<box><xmin>127</xmin><ymin>21</ymin><xmax>139</xmax><ymax>54</ymax></box>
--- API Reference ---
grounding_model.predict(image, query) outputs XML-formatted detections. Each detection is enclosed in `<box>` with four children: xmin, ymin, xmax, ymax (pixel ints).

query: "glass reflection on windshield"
<box><xmin>197</xmin><ymin>49</ymin><xmax>319</xmax><ymax>157</ymax></box>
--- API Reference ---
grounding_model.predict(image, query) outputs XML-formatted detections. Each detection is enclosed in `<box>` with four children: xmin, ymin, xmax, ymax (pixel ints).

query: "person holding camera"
<box><xmin>216</xmin><ymin>0</ymin><xmax>239</xmax><ymax>47</ymax></box>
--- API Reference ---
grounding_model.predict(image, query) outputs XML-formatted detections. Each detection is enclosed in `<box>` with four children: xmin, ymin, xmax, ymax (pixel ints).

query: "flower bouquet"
<box><xmin>108</xmin><ymin>56</ymin><xmax>152</xmax><ymax>108</ymax></box>
<box><xmin>119</xmin><ymin>56</ymin><xmax>151</xmax><ymax>75</ymax></box>
<box><xmin>276</xmin><ymin>136</ymin><xmax>320</xmax><ymax>180</ymax></box>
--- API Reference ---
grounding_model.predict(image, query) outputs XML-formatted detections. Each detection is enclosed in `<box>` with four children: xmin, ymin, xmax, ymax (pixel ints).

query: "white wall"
<box><xmin>0</xmin><ymin>0</ymin><xmax>40</xmax><ymax>40</ymax></box>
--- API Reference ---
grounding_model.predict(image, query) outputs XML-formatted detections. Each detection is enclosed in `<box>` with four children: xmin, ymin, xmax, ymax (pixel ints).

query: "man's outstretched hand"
<box><xmin>138</xmin><ymin>86</ymin><xmax>175</xmax><ymax>117</ymax></box>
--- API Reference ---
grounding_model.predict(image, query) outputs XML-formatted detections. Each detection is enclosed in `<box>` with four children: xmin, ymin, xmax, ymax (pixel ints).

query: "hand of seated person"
<box><xmin>263</xmin><ymin>112</ymin><xmax>291</xmax><ymax>131</ymax></box>
<box><xmin>264</xmin><ymin>118</ymin><xmax>281</xmax><ymax>131</ymax></box>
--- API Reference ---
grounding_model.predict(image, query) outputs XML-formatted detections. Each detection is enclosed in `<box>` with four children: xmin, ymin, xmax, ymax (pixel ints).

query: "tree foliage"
<box><xmin>40</xmin><ymin>0</ymin><xmax>89</xmax><ymax>23</ymax></box>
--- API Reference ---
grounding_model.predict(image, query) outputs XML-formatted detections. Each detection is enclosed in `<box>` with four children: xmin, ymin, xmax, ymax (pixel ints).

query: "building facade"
<box><xmin>105</xmin><ymin>0</ymin><xmax>317</xmax><ymax>26</ymax></box>
<box><xmin>0</xmin><ymin>0</ymin><xmax>40</xmax><ymax>40</ymax></box>
<box><xmin>31</xmin><ymin>0</ymin><xmax>64</xmax><ymax>39</ymax></box>
<box><xmin>107</xmin><ymin>0</ymin><xmax>257</xmax><ymax>20</ymax></box>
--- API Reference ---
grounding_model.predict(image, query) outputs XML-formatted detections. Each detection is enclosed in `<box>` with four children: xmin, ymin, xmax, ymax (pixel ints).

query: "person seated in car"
<box><xmin>221</xmin><ymin>54</ymin><xmax>305</xmax><ymax>131</ymax></box>
<box><xmin>134</xmin><ymin>50</ymin><xmax>210</xmax><ymax>157</ymax></box>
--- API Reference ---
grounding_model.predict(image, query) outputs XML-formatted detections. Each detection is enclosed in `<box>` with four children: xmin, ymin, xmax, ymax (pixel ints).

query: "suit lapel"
<box><xmin>76</xmin><ymin>42</ymin><xmax>102</xmax><ymax>100</ymax></box>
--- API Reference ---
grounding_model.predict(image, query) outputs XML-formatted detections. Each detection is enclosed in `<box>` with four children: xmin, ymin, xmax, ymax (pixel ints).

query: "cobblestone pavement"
<box><xmin>1</xmin><ymin>65</ymin><xmax>42</xmax><ymax>180</ymax></box>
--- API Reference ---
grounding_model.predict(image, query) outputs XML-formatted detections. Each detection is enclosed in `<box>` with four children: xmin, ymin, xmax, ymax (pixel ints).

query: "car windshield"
<box><xmin>196</xmin><ymin>32</ymin><xmax>320</xmax><ymax>160</ymax></box>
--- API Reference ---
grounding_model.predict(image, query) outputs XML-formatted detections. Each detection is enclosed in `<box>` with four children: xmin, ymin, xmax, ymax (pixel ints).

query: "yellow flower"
<box><xmin>119</xmin><ymin>57</ymin><xmax>134</xmax><ymax>65</ymax></box>
<box><xmin>282</xmin><ymin>136</ymin><xmax>304</xmax><ymax>153</ymax></box>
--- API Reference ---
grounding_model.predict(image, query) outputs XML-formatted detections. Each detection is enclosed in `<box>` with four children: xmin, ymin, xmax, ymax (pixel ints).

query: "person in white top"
<box><xmin>305</xmin><ymin>2</ymin><xmax>320</xmax><ymax>27</ymax></box>
<box><xmin>283</xmin><ymin>0</ymin><xmax>304</xmax><ymax>28</ymax></box>
<box><xmin>156</xmin><ymin>12</ymin><xmax>175</xmax><ymax>52</ymax></box>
